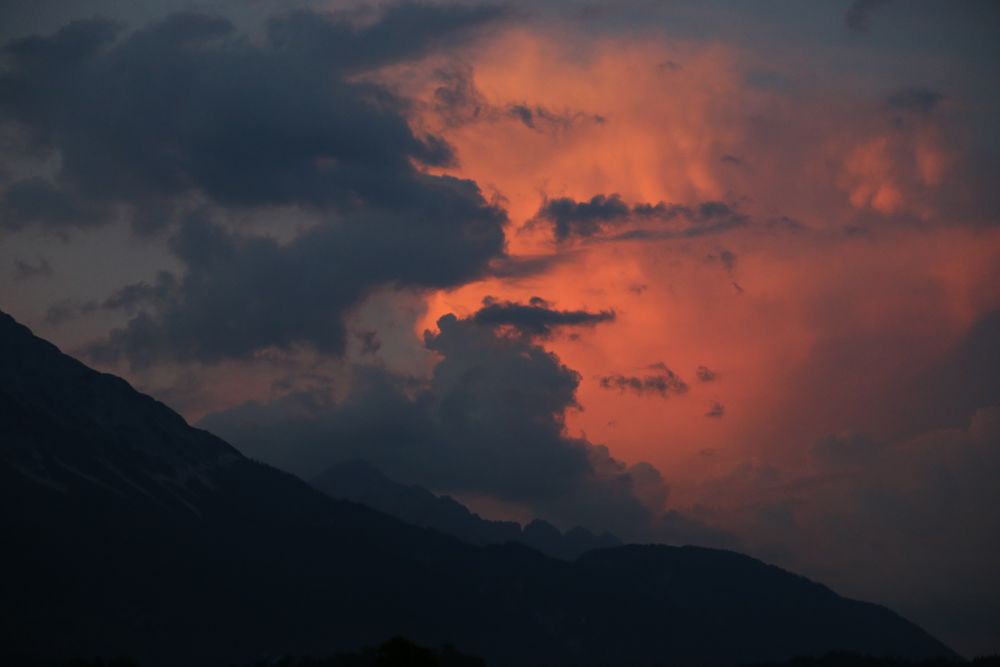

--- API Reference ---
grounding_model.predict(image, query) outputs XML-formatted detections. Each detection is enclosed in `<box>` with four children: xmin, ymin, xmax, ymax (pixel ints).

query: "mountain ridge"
<box><xmin>312</xmin><ymin>458</ymin><xmax>621</xmax><ymax>559</ymax></box>
<box><xmin>0</xmin><ymin>310</ymin><xmax>958</xmax><ymax>666</ymax></box>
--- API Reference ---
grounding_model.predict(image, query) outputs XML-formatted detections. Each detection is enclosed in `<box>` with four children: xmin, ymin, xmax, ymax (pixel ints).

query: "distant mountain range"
<box><xmin>0</xmin><ymin>310</ymin><xmax>958</xmax><ymax>666</ymax></box>
<box><xmin>312</xmin><ymin>459</ymin><xmax>621</xmax><ymax>559</ymax></box>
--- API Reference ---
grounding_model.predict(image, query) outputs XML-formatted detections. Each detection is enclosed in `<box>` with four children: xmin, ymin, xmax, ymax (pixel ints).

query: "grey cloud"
<box><xmin>201</xmin><ymin>311</ymin><xmax>719</xmax><ymax>543</ymax></box>
<box><xmin>0</xmin><ymin>7</ymin><xmax>511</xmax><ymax>364</ymax></box>
<box><xmin>472</xmin><ymin>296</ymin><xmax>615</xmax><ymax>337</ymax></box>
<box><xmin>599</xmin><ymin>363</ymin><xmax>689</xmax><ymax>397</ymax></box>
<box><xmin>0</xmin><ymin>5</ymin><xmax>504</xmax><ymax>230</ymax></box>
<box><xmin>89</xmin><ymin>185</ymin><xmax>505</xmax><ymax>366</ymax></box>
<box><xmin>535</xmin><ymin>193</ymin><xmax>748</xmax><ymax>242</ymax></box>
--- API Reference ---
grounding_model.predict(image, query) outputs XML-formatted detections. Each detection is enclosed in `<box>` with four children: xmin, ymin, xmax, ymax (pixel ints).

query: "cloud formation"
<box><xmin>534</xmin><ymin>194</ymin><xmax>747</xmax><ymax>242</ymax></box>
<box><xmin>472</xmin><ymin>296</ymin><xmax>615</xmax><ymax>337</ymax></box>
<box><xmin>202</xmin><ymin>310</ymin><xmax>722</xmax><ymax>543</ymax></box>
<box><xmin>0</xmin><ymin>7</ymin><xmax>511</xmax><ymax>364</ymax></box>
<box><xmin>89</xmin><ymin>194</ymin><xmax>504</xmax><ymax>366</ymax></box>
<box><xmin>599</xmin><ymin>363</ymin><xmax>689</xmax><ymax>397</ymax></box>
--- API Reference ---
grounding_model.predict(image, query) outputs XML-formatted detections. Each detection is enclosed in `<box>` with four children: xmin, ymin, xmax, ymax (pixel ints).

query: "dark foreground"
<box><xmin>6</xmin><ymin>638</ymin><xmax>1000</xmax><ymax>667</ymax></box>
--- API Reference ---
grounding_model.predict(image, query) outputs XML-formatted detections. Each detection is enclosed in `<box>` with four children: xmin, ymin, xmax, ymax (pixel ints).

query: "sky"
<box><xmin>1</xmin><ymin>0</ymin><xmax>998</xmax><ymax>656</ymax></box>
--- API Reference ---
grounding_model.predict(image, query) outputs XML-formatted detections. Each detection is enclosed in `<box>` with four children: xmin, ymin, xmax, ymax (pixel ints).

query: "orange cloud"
<box><xmin>374</xmin><ymin>25</ymin><xmax>999</xmax><ymax>511</ymax></box>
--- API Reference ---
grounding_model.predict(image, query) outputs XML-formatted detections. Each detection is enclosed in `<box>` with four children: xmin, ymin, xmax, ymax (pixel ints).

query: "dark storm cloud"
<box><xmin>0</xmin><ymin>6</ymin><xmax>510</xmax><ymax>363</ymax></box>
<box><xmin>534</xmin><ymin>194</ymin><xmax>747</xmax><ymax>242</ymax></box>
<box><xmin>472</xmin><ymin>296</ymin><xmax>615</xmax><ymax>337</ymax></box>
<box><xmin>599</xmin><ymin>363</ymin><xmax>689</xmax><ymax>397</ymax></box>
<box><xmin>89</xmin><ymin>185</ymin><xmax>505</xmax><ymax>366</ymax></box>
<box><xmin>200</xmin><ymin>311</ymin><xmax>719</xmax><ymax>543</ymax></box>
<box><xmin>0</xmin><ymin>7</ymin><xmax>503</xmax><ymax>225</ymax></box>
<box><xmin>845</xmin><ymin>0</ymin><xmax>894</xmax><ymax>33</ymax></box>
<box><xmin>266</xmin><ymin>3</ymin><xmax>506</xmax><ymax>73</ymax></box>
<box><xmin>538</xmin><ymin>194</ymin><xmax>630</xmax><ymax>240</ymax></box>
<box><xmin>885</xmin><ymin>86</ymin><xmax>945</xmax><ymax>116</ymax></box>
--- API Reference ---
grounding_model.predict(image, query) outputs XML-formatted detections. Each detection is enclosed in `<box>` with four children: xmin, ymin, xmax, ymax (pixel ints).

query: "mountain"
<box><xmin>312</xmin><ymin>459</ymin><xmax>621</xmax><ymax>559</ymax></box>
<box><xmin>0</xmin><ymin>310</ymin><xmax>958</xmax><ymax>666</ymax></box>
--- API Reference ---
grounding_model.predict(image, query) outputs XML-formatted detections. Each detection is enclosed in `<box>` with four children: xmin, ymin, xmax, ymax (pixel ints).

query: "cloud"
<box><xmin>472</xmin><ymin>296</ymin><xmax>615</xmax><ymax>337</ymax></box>
<box><xmin>599</xmin><ymin>363</ymin><xmax>689</xmax><ymax>397</ymax></box>
<box><xmin>0</xmin><ymin>8</ymin><xmax>512</xmax><ymax>364</ymax></box>
<box><xmin>0</xmin><ymin>6</ymin><xmax>505</xmax><ymax>230</ymax></box>
<box><xmin>88</xmin><ymin>188</ymin><xmax>505</xmax><ymax>366</ymax></box>
<box><xmin>430</xmin><ymin>63</ymin><xmax>604</xmax><ymax>133</ymax></box>
<box><xmin>201</xmin><ymin>310</ymin><xmax>722</xmax><ymax>543</ymax></box>
<box><xmin>533</xmin><ymin>194</ymin><xmax>747</xmax><ymax>242</ymax></box>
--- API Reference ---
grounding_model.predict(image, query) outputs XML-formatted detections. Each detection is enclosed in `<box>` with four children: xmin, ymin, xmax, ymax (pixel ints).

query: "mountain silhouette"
<box><xmin>313</xmin><ymin>459</ymin><xmax>621</xmax><ymax>559</ymax></box>
<box><xmin>0</xmin><ymin>310</ymin><xmax>958</xmax><ymax>666</ymax></box>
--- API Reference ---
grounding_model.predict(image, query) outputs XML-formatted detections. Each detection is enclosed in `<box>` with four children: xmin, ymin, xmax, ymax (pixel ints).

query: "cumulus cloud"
<box><xmin>201</xmin><ymin>310</ymin><xmax>723</xmax><ymax>543</ymax></box>
<box><xmin>88</xmin><ymin>190</ymin><xmax>505</xmax><ymax>366</ymax></box>
<box><xmin>0</xmin><ymin>7</ymin><xmax>514</xmax><ymax>364</ymax></box>
<box><xmin>0</xmin><ymin>9</ymin><xmax>491</xmax><ymax>226</ymax></box>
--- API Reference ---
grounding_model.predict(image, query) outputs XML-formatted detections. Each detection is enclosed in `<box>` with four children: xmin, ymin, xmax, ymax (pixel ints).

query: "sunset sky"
<box><xmin>1</xmin><ymin>0</ymin><xmax>998</xmax><ymax>656</ymax></box>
